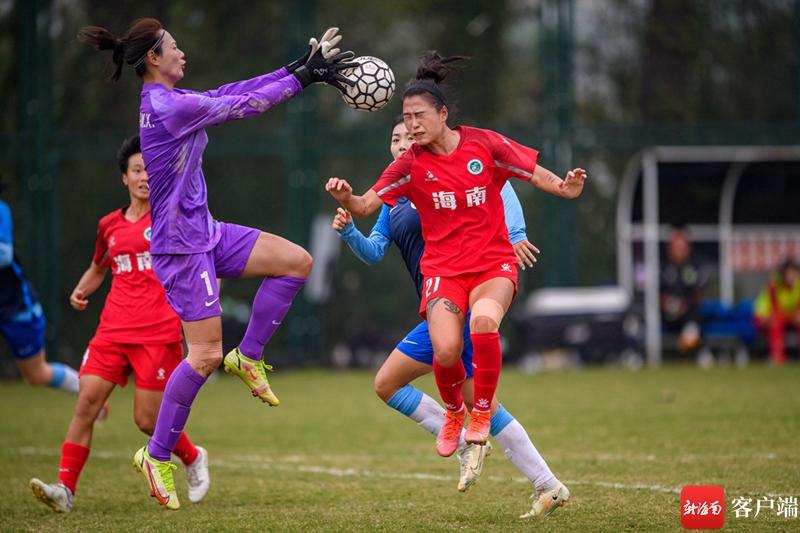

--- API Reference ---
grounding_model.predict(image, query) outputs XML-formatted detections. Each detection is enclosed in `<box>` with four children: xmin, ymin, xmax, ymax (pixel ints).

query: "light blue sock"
<box><xmin>387</xmin><ymin>384</ymin><xmax>423</xmax><ymax>415</ymax></box>
<box><xmin>490</xmin><ymin>404</ymin><xmax>514</xmax><ymax>436</ymax></box>
<box><xmin>47</xmin><ymin>362</ymin><xmax>79</xmax><ymax>394</ymax></box>
<box><xmin>387</xmin><ymin>384</ymin><xmax>448</xmax><ymax>437</ymax></box>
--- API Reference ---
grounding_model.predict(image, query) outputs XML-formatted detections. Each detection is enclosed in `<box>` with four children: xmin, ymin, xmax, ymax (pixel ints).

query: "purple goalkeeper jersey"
<box><xmin>139</xmin><ymin>67</ymin><xmax>302</xmax><ymax>254</ymax></box>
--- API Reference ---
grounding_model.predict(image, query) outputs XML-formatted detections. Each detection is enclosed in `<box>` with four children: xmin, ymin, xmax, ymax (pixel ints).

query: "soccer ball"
<box><xmin>340</xmin><ymin>56</ymin><xmax>395</xmax><ymax>112</ymax></box>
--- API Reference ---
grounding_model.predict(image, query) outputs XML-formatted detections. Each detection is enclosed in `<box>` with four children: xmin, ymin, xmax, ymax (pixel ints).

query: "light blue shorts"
<box><xmin>396</xmin><ymin>312</ymin><xmax>474</xmax><ymax>378</ymax></box>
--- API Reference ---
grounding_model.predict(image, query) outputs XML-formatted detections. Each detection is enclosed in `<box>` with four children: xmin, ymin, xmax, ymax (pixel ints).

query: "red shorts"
<box><xmin>419</xmin><ymin>264</ymin><xmax>518</xmax><ymax>319</ymax></box>
<box><xmin>80</xmin><ymin>338</ymin><xmax>184</xmax><ymax>390</ymax></box>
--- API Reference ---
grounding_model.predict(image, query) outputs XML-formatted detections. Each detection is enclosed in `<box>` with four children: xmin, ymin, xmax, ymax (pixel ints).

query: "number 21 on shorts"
<box><xmin>425</xmin><ymin>276</ymin><xmax>441</xmax><ymax>299</ymax></box>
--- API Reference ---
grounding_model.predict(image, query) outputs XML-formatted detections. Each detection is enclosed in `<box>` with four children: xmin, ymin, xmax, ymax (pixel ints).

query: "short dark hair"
<box><xmin>391</xmin><ymin>114</ymin><xmax>404</xmax><ymax>129</ymax></box>
<box><xmin>117</xmin><ymin>135</ymin><xmax>141</xmax><ymax>173</ymax></box>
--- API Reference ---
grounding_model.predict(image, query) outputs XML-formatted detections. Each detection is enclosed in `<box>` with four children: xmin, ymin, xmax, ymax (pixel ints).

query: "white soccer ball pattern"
<box><xmin>341</xmin><ymin>56</ymin><xmax>395</xmax><ymax>112</ymax></box>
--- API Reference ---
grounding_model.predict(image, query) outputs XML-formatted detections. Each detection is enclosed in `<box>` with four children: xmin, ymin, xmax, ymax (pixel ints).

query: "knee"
<box><xmin>295</xmin><ymin>249</ymin><xmax>313</xmax><ymax>278</ymax></box>
<box><xmin>433</xmin><ymin>342</ymin><xmax>462</xmax><ymax>367</ymax></box>
<box><xmin>73</xmin><ymin>394</ymin><xmax>103</xmax><ymax>423</ymax></box>
<box><xmin>204</xmin><ymin>352</ymin><xmax>224</xmax><ymax>368</ymax></box>
<box><xmin>134</xmin><ymin>410</ymin><xmax>156</xmax><ymax>435</ymax></box>
<box><xmin>187</xmin><ymin>344</ymin><xmax>223</xmax><ymax>377</ymax></box>
<box><xmin>470</xmin><ymin>315</ymin><xmax>499</xmax><ymax>334</ymax></box>
<box><xmin>195</xmin><ymin>352</ymin><xmax>222</xmax><ymax>376</ymax></box>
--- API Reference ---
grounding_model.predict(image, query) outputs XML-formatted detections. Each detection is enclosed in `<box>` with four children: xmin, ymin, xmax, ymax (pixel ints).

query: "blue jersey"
<box><xmin>337</xmin><ymin>181</ymin><xmax>528</xmax><ymax>298</ymax></box>
<box><xmin>0</xmin><ymin>200</ymin><xmax>40</xmax><ymax>322</ymax></box>
<box><xmin>382</xmin><ymin>198</ymin><xmax>424</xmax><ymax>297</ymax></box>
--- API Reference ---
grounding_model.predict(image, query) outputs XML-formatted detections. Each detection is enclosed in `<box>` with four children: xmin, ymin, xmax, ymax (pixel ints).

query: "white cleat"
<box><xmin>185</xmin><ymin>446</ymin><xmax>210</xmax><ymax>503</ymax></box>
<box><xmin>457</xmin><ymin>441</ymin><xmax>492</xmax><ymax>492</ymax></box>
<box><xmin>520</xmin><ymin>482</ymin><xmax>570</xmax><ymax>518</ymax></box>
<box><xmin>29</xmin><ymin>479</ymin><xmax>73</xmax><ymax>513</ymax></box>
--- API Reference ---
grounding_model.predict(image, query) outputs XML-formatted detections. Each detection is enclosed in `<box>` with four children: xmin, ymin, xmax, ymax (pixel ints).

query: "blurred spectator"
<box><xmin>660</xmin><ymin>226</ymin><xmax>712</xmax><ymax>366</ymax></box>
<box><xmin>754</xmin><ymin>257</ymin><xmax>800</xmax><ymax>365</ymax></box>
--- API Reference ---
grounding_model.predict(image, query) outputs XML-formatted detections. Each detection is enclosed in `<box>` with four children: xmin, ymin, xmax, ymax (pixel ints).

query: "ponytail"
<box><xmin>78</xmin><ymin>18</ymin><xmax>164</xmax><ymax>82</ymax></box>
<box><xmin>403</xmin><ymin>50</ymin><xmax>469</xmax><ymax>111</ymax></box>
<box><xmin>78</xmin><ymin>26</ymin><xmax>125</xmax><ymax>81</ymax></box>
<box><xmin>414</xmin><ymin>50</ymin><xmax>467</xmax><ymax>84</ymax></box>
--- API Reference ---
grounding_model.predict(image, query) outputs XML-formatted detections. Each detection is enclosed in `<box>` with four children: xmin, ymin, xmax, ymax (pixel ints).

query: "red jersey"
<box><xmin>371</xmin><ymin>126</ymin><xmax>538</xmax><ymax>277</ymax></box>
<box><xmin>92</xmin><ymin>209</ymin><xmax>182</xmax><ymax>344</ymax></box>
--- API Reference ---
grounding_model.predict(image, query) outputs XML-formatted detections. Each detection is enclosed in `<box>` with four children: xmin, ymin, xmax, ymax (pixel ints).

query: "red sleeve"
<box><xmin>370</xmin><ymin>150</ymin><xmax>414</xmax><ymax>207</ymax></box>
<box><xmin>485</xmin><ymin>129</ymin><xmax>539</xmax><ymax>181</ymax></box>
<box><xmin>92</xmin><ymin>217</ymin><xmax>110</xmax><ymax>267</ymax></box>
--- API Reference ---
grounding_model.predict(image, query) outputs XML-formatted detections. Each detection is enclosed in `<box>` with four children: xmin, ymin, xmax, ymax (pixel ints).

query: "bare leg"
<box><xmin>147</xmin><ymin>317</ymin><xmax>219</xmax><ymax>461</ymax></box>
<box><xmin>237</xmin><ymin>232</ymin><xmax>311</xmax><ymax>360</ymax></box>
<box><xmin>64</xmin><ymin>375</ymin><xmax>116</xmax><ymax>447</ymax></box>
<box><xmin>16</xmin><ymin>350</ymin><xmax>79</xmax><ymax>393</ymax></box>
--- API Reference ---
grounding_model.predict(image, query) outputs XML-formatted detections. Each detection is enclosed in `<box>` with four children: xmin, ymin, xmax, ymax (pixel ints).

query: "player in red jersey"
<box><xmin>328</xmin><ymin>52</ymin><xmax>586</xmax><ymax>516</ymax></box>
<box><xmin>29</xmin><ymin>136</ymin><xmax>209</xmax><ymax>513</ymax></box>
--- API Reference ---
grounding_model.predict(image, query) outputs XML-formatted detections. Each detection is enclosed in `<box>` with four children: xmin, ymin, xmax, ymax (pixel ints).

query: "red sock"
<box><xmin>58</xmin><ymin>441</ymin><xmax>90</xmax><ymax>494</ymax></box>
<box><xmin>172</xmin><ymin>432</ymin><xmax>199</xmax><ymax>465</ymax></box>
<box><xmin>433</xmin><ymin>358</ymin><xmax>466</xmax><ymax>411</ymax></box>
<box><xmin>470</xmin><ymin>332</ymin><xmax>502</xmax><ymax>412</ymax></box>
<box><xmin>768</xmin><ymin>317</ymin><xmax>788</xmax><ymax>364</ymax></box>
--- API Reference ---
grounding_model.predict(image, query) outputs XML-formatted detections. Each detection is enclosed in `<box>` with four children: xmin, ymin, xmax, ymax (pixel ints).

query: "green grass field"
<box><xmin>1</xmin><ymin>365</ymin><xmax>799</xmax><ymax>532</ymax></box>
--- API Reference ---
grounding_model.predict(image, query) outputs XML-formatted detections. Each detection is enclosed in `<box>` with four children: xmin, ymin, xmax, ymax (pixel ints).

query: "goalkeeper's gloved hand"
<box><xmin>286</xmin><ymin>27</ymin><xmax>342</xmax><ymax>73</ymax></box>
<box><xmin>293</xmin><ymin>43</ymin><xmax>358</xmax><ymax>94</ymax></box>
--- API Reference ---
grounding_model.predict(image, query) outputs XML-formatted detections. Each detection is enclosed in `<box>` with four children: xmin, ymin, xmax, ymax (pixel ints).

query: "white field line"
<box><xmin>15</xmin><ymin>446</ymin><xmax>790</xmax><ymax>498</ymax></box>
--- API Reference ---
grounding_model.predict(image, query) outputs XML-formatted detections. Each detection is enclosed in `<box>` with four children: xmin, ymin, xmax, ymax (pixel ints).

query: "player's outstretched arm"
<box><xmin>325</xmin><ymin>178</ymin><xmax>383</xmax><ymax>217</ymax></box>
<box><xmin>332</xmin><ymin>207</ymin><xmax>392</xmax><ymax>265</ymax></box>
<box><xmin>69</xmin><ymin>262</ymin><xmax>108</xmax><ymax>311</ymax></box>
<box><xmin>529</xmin><ymin>165</ymin><xmax>587</xmax><ymax>199</ymax></box>
<box><xmin>197</xmin><ymin>28</ymin><xmax>344</xmax><ymax>98</ymax></box>
<box><xmin>500</xmin><ymin>182</ymin><xmax>540</xmax><ymax>270</ymax></box>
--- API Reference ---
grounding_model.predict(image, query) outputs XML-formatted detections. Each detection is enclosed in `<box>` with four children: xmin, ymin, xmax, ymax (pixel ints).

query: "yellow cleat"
<box><xmin>223</xmin><ymin>348</ymin><xmax>279</xmax><ymax>406</ymax></box>
<box><xmin>133</xmin><ymin>446</ymin><xmax>179</xmax><ymax>510</ymax></box>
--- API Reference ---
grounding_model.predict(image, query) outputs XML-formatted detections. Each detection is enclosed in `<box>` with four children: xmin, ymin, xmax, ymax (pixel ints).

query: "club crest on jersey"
<box><xmin>144</xmin><ymin>227</ymin><xmax>152</xmax><ymax>241</ymax></box>
<box><xmin>467</xmin><ymin>158</ymin><xmax>484</xmax><ymax>175</ymax></box>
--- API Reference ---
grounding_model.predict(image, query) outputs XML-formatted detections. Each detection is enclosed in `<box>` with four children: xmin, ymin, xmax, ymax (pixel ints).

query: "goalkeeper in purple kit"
<box><xmin>79</xmin><ymin>18</ymin><xmax>355</xmax><ymax>510</ymax></box>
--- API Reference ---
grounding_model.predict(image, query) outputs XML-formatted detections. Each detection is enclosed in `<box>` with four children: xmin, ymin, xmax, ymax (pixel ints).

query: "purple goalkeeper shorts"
<box><xmin>152</xmin><ymin>222</ymin><xmax>260</xmax><ymax>322</ymax></box>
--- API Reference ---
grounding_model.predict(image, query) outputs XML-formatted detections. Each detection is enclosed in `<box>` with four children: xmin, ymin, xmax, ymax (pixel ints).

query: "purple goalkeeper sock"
<box><xmin>147</xmin><ymin>360</ymin><xmax>207</xmax><ymax>461</ymax></box>
<box><xmin>238</xmin><ymin>275</ymin><xmax>306</xmax><ymax>360</ymax></box>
